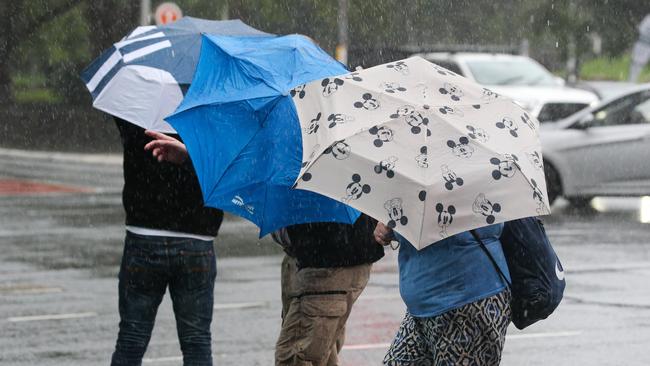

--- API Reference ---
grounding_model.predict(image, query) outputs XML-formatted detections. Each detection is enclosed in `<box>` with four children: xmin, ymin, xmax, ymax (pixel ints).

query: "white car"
<box><xmin>414</xmin><ymin>52</ymin><xmax>599</xmax><ymax>122</ymax></box>
<box><xmin>540</xmin><ymin>84</ymin><xmax>650</xmax><ymax>205</ymax></box>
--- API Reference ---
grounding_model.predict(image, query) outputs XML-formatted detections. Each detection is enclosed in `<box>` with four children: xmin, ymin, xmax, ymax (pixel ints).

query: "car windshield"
<box><xmin>590</xmin><ymin>90</ymin><xmax>650</xmax><ymax>127</ymax></box>
<box><xmin>465</xmin><ymin>58</ymin><xmax>557</xmax><ymax>86</ymax></box>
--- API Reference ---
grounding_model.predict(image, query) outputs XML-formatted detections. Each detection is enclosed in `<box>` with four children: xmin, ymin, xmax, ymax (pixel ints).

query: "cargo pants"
<box><xmin>275</xmin><ymin>255</ymin><xmax>371</xmax><ymax>366</ymax></box>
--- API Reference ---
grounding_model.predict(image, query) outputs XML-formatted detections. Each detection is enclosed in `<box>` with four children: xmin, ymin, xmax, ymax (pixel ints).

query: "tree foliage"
<box><xmin>3</xmin><ymin>0</ymin><xmax>650</xmax><ymax>104</ymax></box>
<box><xmin>0</xmin><ymin>0</ymin><xmax>84</xmax><ymax>102</ymax></box>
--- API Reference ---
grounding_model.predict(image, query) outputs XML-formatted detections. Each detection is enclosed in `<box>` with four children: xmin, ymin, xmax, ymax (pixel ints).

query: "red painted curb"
<box><xmin>0</xmin><ymin>178</ymin><xmax>92</xmax><ymax>195</ymax></box>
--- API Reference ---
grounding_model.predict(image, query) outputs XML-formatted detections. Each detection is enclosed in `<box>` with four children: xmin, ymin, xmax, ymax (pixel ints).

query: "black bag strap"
<box><xmin>470</xmin><ymin>229</ymin><xmax>512</xmax><ymax>288</ymax></box>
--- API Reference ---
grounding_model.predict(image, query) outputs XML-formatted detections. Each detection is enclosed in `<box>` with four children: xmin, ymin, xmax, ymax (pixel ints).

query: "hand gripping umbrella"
<box><xmin>80</xmin><ymin>17</ymin><xmax>270</xmax><ymax>132</ymax></box>
<box><xmin>165</xmin><ymin>34</ymin><xmax>359</xmax><ymax>235</ymax></box>
<box><xmin>291</xmin><ymin>56</ymin><xmax>551</xmax><ymax>249</ymax></box>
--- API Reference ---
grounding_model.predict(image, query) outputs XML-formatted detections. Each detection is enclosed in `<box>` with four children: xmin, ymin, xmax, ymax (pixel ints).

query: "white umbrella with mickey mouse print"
<box><xmin>290</xmin><ymin>56</ymin><xmax>550</xmax><ymax>250</ymax></box>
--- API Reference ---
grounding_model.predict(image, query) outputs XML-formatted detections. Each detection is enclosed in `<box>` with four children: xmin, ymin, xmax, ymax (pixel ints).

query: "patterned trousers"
<box><xmin>384</xmin><ymin>290</ymin><xmax>511</xmax><ymax>366</ymax></box>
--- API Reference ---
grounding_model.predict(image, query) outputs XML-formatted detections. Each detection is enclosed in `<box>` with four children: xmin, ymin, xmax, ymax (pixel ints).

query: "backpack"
<box><xmin>470</xmin><ymin>217</ymin><xmax>565</xmax><ymax>330</ymax></box>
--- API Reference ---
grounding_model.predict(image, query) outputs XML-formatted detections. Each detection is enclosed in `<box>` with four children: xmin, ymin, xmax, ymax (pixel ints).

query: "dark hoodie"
<box><xmin>115</xmin><ymin>118</ymin><xmax>223</xmax><ymax>236</ymax></box>
<box><xmin>284</xmin><ymin>214</ymin><xmax>385</xmax><ymax>269</ymax></box>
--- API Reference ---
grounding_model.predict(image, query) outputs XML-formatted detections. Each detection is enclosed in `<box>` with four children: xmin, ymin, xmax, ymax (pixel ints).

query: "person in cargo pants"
<box><xmin>272</xmin><ymin>215</ymin><xmax>384</xmax><ymax>366</ymax></box>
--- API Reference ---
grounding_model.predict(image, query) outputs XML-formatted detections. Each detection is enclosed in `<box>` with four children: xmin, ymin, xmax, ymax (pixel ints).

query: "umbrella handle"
<box><xmin>389</xmin><ymin>240</ymin><xmax>400</xmax><ymax>250</ymax></box>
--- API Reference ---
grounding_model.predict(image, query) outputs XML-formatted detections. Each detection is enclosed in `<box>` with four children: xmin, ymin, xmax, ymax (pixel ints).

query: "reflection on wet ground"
<box><xmin>546</xmin><ymin>196</ymin><xmax>650</xmax><ymax>230</ymax></box>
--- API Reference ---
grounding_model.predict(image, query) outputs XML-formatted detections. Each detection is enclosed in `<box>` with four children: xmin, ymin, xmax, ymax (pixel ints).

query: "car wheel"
<box><xmin>544</xmin><ymin>163</ymin><xmax>561</xmax><ymax>205</ymax></box>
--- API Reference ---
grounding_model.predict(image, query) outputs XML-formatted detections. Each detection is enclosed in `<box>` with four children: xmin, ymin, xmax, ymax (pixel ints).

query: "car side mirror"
<box><xmin>572</xmin><ymin>114</ymin><xmax>594</xmax><ymax>130</ymax></box>
<box><xmin>554</xmin><ymin>76</ymin><xmax>566</xmax><ymax>86</ymax></box>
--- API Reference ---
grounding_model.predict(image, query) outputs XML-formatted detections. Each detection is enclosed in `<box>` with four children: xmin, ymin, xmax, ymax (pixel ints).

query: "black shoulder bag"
<box><xmin>470</xmin><ymin>217</ymin><xmax>565</xmax><ymax>330</ymax></box>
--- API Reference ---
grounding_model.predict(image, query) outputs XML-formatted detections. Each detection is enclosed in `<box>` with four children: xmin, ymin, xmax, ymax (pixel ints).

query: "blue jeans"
<box><xmin>111</xmin><ymin>232</ymin><xmax>217</xmax><ymax>366</ymax></box>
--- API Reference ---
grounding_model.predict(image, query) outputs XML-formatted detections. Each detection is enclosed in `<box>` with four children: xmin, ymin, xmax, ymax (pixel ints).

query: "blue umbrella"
<box><xmin>80</xmin><ymin>17</ymin><xmax>270</xmax><ymax>132</ymax></box>
<box><xmin>166</xmin><ymin>34</ymin><xmax>359</xmax><ymax>235</ymax></box>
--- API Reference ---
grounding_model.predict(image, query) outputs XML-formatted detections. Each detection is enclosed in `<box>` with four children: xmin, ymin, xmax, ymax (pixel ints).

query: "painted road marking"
<box><xmin>213</xmin><ymin>301</ymin><xmax>267</xmax><ymax>310</ymax></box>
<box><xmin>506</xmin><ymin>330</ymin><xmax>582</xmax><ymax>339</ymax></box>
<box><xmin>141</xmin><ymin>331</ymin><xmax>583</xmax><ymax>363</ymax></box>
<box><xmin>7</xmin><ymin>312</ymin><xmax>97</xmax><ymax>322</ymax></box>
<box><xmin>340</xmin><ymin>331</ymin><xmax>583</xmax><ymax>351</ymax></box>
<box><xmin>0</xmin><ymin>178</ymin><xmax>92</xmax><ymax>195</ymax></box>
<box><xmin>0</xmin><ymin>285</ymin><xmax>63</xmax><ymax>295</ymax></box>
<box><xmin>565</xmin><ymin>295</ymin><xmax>650</xmax><ymax>309</ymax></box>
<box><xmin>343</xmin><ymin>343</ymin><xmax>392</xmax><ymax>350</ymax></box>
<box><xmin>143</xmin><ymin>356</ymin><xmax>182</xmax><ymax>363</ymax></box>
<box><xmin>0</xmin><ymin>147</ymin><xmax>122</xmax><ymax>165</ymax></box>
<box><xmin>567</xmin><ymin>261</ymin><xmax>650</xmax><ymax>274</ymax></box>
<box><xmin>358</xmin><ymin>293</ymin><xmax>402</xmax><ymax>301</ymax></box>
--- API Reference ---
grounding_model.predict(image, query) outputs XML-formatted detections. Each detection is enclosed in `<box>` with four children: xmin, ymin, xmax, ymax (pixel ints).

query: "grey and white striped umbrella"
<box><xmin>80</xmin><ymin>17</ymin><xmax>269</xmax><ymax>132</ymax></box>
<box><xmin>291</xmin><ymin>56</ymin><xmax>550</xmax><ymax>250</ymax></box>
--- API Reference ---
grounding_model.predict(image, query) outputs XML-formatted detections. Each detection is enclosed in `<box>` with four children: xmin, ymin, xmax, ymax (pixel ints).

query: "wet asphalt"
<box><xmin>1</xmin><ymin>148</ymin><xmax>650</xmax><ymax>365</ymax></box>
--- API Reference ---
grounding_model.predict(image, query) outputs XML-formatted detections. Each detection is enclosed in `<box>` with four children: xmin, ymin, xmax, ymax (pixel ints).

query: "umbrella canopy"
<box><xmin>291</xmin><ymin>56</ymin><xmax>551</xmax><ymax>249</ymax></box>
<box><xmin>80</xmin><ymin>17</ymin><xmax>270</xmax><ymax>132</ymax></box>
<box><xmin>166</xmin><ymin>34</ymin><xmax>358</xmax><ymax>235</ymax></box>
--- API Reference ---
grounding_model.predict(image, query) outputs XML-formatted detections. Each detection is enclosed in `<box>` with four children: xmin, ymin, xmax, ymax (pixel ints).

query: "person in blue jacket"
<box><xmin>374</xmin><ymin>222</ymin><xmax>511</xmax><ymax>366</ymax></box>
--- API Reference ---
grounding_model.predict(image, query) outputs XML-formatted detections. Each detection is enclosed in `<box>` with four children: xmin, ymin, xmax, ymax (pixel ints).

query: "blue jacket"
<box><xmin>397</xmin><ymin>224</ymin><xmax>510</xmax><ymax>318</ymax></box>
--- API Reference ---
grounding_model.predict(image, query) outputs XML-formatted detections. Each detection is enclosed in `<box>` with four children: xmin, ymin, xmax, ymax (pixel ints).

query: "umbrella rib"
<box><xmin>424</xmin><ymin>98</ymin><xmax>543</xmax><ymax>192</ymax></box>
<box><xmin>352</xmin><ymin>84</ymin><xmax>540</xmax><ymax>190</ymax></box>
<box><xmin>206</xmin><ymin>123</ymin><xmax>266</xmax><ymax>203</ymax></box>
<box><xmin>298</xmin><ymin>78</ymin><xmax>507</xmax><ymax>177</ymax></box>
<box><xmin>259</xmin><ymin>176</ymin><xmax>269</xmax><ymax>236</ymax></box>
<box><xmin>172</xmin><ymin>34</ymin><xmax>203</xmax><ymax>85</ymax></box>
<box><xmin>301</xmin><ymin>143</ymin><xmax>426</xmax><ymax>234</ymax></box>
<box><xmin>152</xmin><ymin>68</ymin><xmax>170</xmax><ymax>128</ymax></box>
<box><xmin>204</xmin><ymin>96</ymin><xmax>286</xmax><ymax>210</ymax></box>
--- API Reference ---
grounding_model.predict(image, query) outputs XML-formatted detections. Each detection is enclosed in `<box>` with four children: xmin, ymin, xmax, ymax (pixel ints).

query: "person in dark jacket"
<box><xmin>273</xmin><ymin>215</ymin><xmax>385</xmax><ymax>366</ymax></box>
<box><xmin>111</xmin><ymin>119</ymin><xmax>223</xmax><ymax>366</ymax></box>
